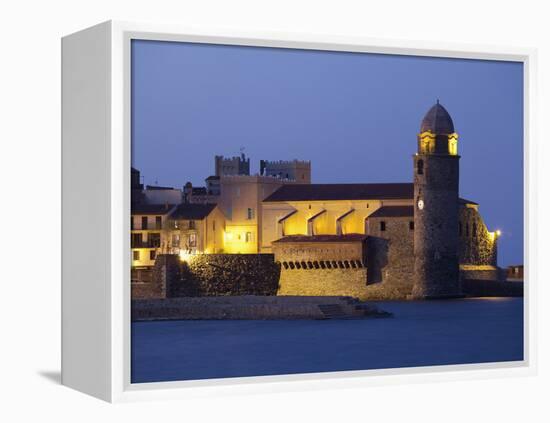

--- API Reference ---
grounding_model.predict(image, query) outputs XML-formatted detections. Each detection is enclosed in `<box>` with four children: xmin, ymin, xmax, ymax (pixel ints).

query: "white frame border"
<box><xmin>90</xmin><ymin>20</ymin><xmax>537</xmax><ymax>402</ymax></box>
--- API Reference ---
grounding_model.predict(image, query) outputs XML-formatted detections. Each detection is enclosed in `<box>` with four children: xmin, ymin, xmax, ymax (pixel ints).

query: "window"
<box><xmin>380</xmin><ymin>221</ymin><xmax>386</xmax><ymax>231</ymax></box>
<box><xmin>247</xmin><ymin>208</ymin><xmax>254</xmax><ymax>219</ymax></box>
<box><xmin>141</xmin><ymin>216</ymin><xmax>148</xmax><ymax>230</ymax></box>
<box><xmin>212</xmin><ymin>220</ymin><xmax>216</xmax><ymax>231</ymax></box>
<box><xmin>417</xmin><ymin>159</ymin><xmax>424</xmax><ymax>175</ymax></box>
<box><xmin>188</xmin><ymin>233</ymin><xmax>196</xmax><ymax>247</ymax></box>
<box><xmin>149</xmin><ymin>250</ymin><xmax>156</xmax><ymax>261</ymax></box>
<box><xmin>131</xmin><ymin>216</ymin><xmax>134</xmax><ymax>230</ymax></box>
<box><xmin>155</xmin><ymin>216</ymin><xmax>162</xmax><ymax>229</ymax></box>
<box><xmin>245</xmin><ymin>232</ymin><xmax>253</xmax><ymax>242</ymax></box>
<box><xmin>131</xmin><ymin>233</ymin><xmax>143</xmax><ymax>248</ymax></box>
<box><xmin>172</xmin><ymin>234</ymin><xmax>180</xmax><ymax>247</ymax></box>
<box><xmin>409</xmin><ymin>221</ymin><xmax>414</xmax><ymax>230</ymax></box>
<box><xmin>149</xmin><ymin>233</ymin><xmax>161</xmax><ymax>248</ymax></box>
<box><xmin>189</xmin><ymin>220</ymin><xmax>196</xmax><ymax>230</ymax></box>
<box><xmin>133</xmin><ymin>250</ymin><xmax>140</xmax><ymax>261</ymax></box>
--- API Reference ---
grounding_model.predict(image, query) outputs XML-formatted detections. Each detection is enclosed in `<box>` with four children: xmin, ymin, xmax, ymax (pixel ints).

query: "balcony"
<box><xmin>131</xmin><ymin>241</ymin><xmax>161</xmax><ymax>249</ymax></box>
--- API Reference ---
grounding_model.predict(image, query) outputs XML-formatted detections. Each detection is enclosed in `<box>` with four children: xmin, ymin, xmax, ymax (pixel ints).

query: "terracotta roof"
<box><xmin>170</xmin><ymin>203</ymin><xmax>217</xmax><ymax>220</ymax></box>
<box><xmin>131</xmin><ymin>203</ymin><xmax>175</xmax><ymax>215</ymax></box>
<box><xmin>264</xmin><ymin>183</ymin><xmax>476</xmax><ymax>205</ymax></box>
<box><xmin>263</xmin><ymin>183</ymin><xmax>414</xmax><ymax>202</ymax></box>
<box><xmin>420</xmin><ymin>101</ymin><xmax>455</xmax><ymax>134</ymax></box>
<box><xmin>368</xmin><ymin>205</ymin><xmax>413</xmax><ymax>218</ymax></box>
<box><xmin>273</xmin><ymin>234</ymin><xmax>367</xmax><ymax>243</ymax></box>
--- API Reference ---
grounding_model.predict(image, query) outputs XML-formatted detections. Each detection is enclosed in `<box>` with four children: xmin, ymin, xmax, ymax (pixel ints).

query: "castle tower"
<box><xmin>411</xmin><ymin>101</ymin><xmax>462</xmax><ymax>298</ymax></box>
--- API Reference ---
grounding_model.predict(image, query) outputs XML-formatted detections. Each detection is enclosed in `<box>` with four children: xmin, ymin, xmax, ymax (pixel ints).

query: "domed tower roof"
<box><xmin>420</xmin><ymin>101</ymin><xmax>455</xmax><ymax>134</ymax></box>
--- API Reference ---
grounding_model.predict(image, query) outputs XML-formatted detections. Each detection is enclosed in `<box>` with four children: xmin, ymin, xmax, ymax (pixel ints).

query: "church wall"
<box><xmin>273</xmin><ymin>239</ymin><xmax>369</xmax><ymax>298</ymax></box>
<box><xmin>262</xmin><ymin>199</ymin><xmax>384</xmax><ymax>243</ymax></box>
<box><xmin>366</xmin><ymin>215</ymin><xmax>415</xmax><ymax>299</ymax></box>
<box><xmin>458</xmin><ymin>205</ymin><xmax>500</xmax><ymax>280</ymax></box>
<box><xmin>459</xmin><ymin>206</ymin><xmax>498</xmax><ymax>266</ymax></box>
<box><xmin>261</xmin><ymin>203</ymin><xmax>295</xmax><ymax>252</ymax></box>
<box><xmin>277</xmin><ymin>268</ymin><xmax>369</xmax><ymax>298</ymax></box>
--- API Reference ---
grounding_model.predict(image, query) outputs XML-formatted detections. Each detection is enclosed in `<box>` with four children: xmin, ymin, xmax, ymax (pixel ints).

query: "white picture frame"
<box><xmin>61</xmin><ymin>20</ymin><xmax>537</xmax><ymax>403</ymax></box>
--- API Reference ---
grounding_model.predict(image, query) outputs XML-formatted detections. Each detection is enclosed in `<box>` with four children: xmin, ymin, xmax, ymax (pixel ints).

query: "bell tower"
<box><xmin>411</xmin><ymin>101</ymin><xmax>462</xmax><ymax>298</ymax></box>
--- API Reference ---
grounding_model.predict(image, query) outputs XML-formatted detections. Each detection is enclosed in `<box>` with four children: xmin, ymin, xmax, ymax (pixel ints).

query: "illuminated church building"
<box><xmin>263</xmin><ymin>102</ymin><xmax>500</xmax><ymax>299</ymax></box>
<box><xmin>131</xmin><ymin>102</ymin><xmax>500</xmax><ymax>299</ymax></box>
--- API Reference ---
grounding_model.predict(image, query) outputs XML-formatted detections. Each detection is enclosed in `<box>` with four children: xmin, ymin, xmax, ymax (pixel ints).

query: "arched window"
<box><xmin>417</xmin><ymin>159</ymin><xmax>424</xmax><ymax>175</ymax></box>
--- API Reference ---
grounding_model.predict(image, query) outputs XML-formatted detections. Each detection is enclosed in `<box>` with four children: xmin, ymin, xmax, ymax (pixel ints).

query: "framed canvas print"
<box><xmin>61</xmin><ymin>21</ymin><xmax>537</xmax><ymax>402</ymax></box>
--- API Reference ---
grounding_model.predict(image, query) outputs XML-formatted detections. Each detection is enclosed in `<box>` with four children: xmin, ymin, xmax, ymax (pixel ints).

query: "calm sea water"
<box><xmin>131</xmin><ymin>297</ymin><xmax>524</xmax><ymax>383</ymax></box>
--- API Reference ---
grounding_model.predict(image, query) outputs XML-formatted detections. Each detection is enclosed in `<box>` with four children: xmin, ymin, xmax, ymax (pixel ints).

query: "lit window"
<box><xmin>172</xmin><ymin>234</ymin><xmax>180</xmax><ymax>247</ymax></box>
<box><xmin>245</xmin><ymin>232</ymin><xmax>253</xmax><ymax>242</ymax></box>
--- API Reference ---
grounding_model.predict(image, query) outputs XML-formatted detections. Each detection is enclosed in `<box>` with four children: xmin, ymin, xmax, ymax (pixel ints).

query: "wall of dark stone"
<box><xmin>412</xmin><ymin>154</ymin><xmax>461</xmax><ymax>298</ymax></box>
<box><xmin>459</xmin><ymin>206</ymin><xmax>497</xmax><ymax>266</ymax></box>
<box><xmin>169</xmin><ymin>254</ymin><xmax>281</xmax><ymax>297</ymax></box>
<box><xmin>131</xmin><ymin>268</ymin><xmax>163</xmax><ymax>299</ymax></box>
<box><xmin>366</xmin><ymin>216</ymin><xmax>415</xmax><ymax>299</ymax></box>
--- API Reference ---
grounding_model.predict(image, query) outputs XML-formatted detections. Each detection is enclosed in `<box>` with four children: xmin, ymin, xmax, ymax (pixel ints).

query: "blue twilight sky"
<box><xmin>131</xmin><ymin>40</ymin><xmax>524</xmax><ymax>266</ymax></box>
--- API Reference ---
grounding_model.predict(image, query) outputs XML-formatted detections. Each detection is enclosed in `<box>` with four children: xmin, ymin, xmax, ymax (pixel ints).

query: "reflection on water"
<box><xmin>131</xmin><ymin>297</ymin><xmax>524</xmax><ymax>383</ymax></box>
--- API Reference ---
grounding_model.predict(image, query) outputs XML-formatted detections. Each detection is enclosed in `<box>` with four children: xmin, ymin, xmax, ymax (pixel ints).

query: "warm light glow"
<box><xmin>223</xmin><ymin>225</ymin><xmax>258</xmax><ymax>253</ymax></box>
<box><xmin>447</xmin><ymin>133</ymin><xmax>459</xmax><ymax>155</ymax></box>
<box><xmin>179</xmin><ymin>251</ymin><xmax>194</xmax><ymax>262</ymax></box>
<box><xmin>496</xmin><ymin>230</ymin><xmax>502</xmax><ymax>237</ymax></box>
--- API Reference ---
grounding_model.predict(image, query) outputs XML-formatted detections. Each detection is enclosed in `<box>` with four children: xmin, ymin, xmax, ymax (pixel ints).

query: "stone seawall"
<box><xmin>131</xmin><ymin>254</ymin><xmax>280</xmax><ymax>299</ymax></box>
<box><xmin>132</xmin><ymin>295</ymin><xmax>391</xmax><ymax>320</ymax></box>
<box><xmin>176</xmin><ymin>254</ymin><xmax>280</xmax><ymax>296</ymax></box>
<box><xmin>277</xmin><ymin>267</ymin><xmax>413</xmax><ymax>300</ymax></box>
<box><xmin>460</xmin><ymin>265</ymin><xmax>505</xmax><ymax>281</ymax></box>
<box><xmin>278</xmin><ymin>268</ymin><xmax>368</xmax><ymax>298</ymax></box>
<box><xmin>462</xmin><ymin>279</ymin><xmax>523</xmax><ymax>297</ymax></box>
